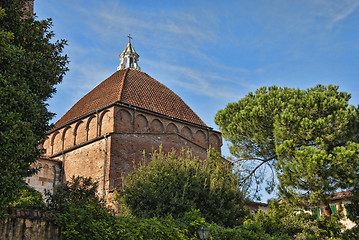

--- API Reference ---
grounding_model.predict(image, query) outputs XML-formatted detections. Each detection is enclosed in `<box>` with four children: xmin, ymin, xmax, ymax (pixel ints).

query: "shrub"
<box><xmin>120</xmin><ymin>148</ymin><xmax>249</xmax><ymax>227</ymax></box>
<box><xmin>46</xmin><ymin>176</ymin><xmax>116</xmax><ymax>240</ymax></box>
<box><xmin>9</xmin><ymin>184</ymin><xmax>45</xmax><ymax>209</ymax></box>
<box><xmin>248</xmin><ymin>200</ymin><xmax>344</xmax><ymax>240</ymax></box>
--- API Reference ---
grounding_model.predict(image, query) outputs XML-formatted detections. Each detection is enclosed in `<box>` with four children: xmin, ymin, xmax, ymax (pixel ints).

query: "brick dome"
<box><xmin>55</xmin><ymin>68</ymin><xmax>206</xmax><ymax>127</ymax></box>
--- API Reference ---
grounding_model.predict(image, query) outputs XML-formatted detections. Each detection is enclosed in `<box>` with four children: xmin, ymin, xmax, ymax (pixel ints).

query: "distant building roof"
<box><xmin>331</xmin><ymin>190</ymin><xmax>352</xmax><ymax>201</ymax></box>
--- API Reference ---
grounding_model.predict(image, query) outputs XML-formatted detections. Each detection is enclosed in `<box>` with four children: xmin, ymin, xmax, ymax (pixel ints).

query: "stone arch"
<box><xmin>180</xmin><ymin>126</ymin><xmax>193</xmax><ymax>141</ymax></box>
<box><xmin>50</xmin><ymin>132</ymin><xmax>58</xmax><ymax>148</ymax></box>
<box><xmin>74</xmin><ymin>121</ymin><xmax>86</xmax><ymax>145</ymax></box>
<box><xmin>195</xmin><ymin>130</ymin><xmax>207</xmax><ymax>147</ymax></box>
<box><xmin>150</xmin><ymin>119</ymin><xmax>164</xmax><ymax>133</ymax></box>
<box><xmin>87</xmin><ymin>115</ymin><xmax>97</xmax><ymax>140</ymax></box>
<box><xmin>63</xmin><ymin>126</ymin><xmax>74</xmax><ymax>150</ymax></box>
<box><xmin>116</xmin><ymin>109</ymin><xmax>132</xmax><ymax>133</ymax></box>
<box><xmin>166</xmin><ymin>123</ymin><xmax>179</xmax><ymax>134</ymax></box>
<box><xmin>51</xmin><ymin>132</ymin><xmax>62</xmax><ymax>155</ymax></box>
<box><xmin>100</xmin><ymin>110</ymin><xmax>112</xmax><ymax>135</ymax></box>
<box><xmin>209</xmin><ymin>133</ymin><xmax>221</xmax><ymax>151</ymax></box>
<box><xmin>43</xmin><ymin>137</ymin><xmax>51</xmax><ymax>155</ymax></box>
<box><xmin>135</xmin><ymin>114</ymin><xmax>149</xmax><ymax>133</ymax></box>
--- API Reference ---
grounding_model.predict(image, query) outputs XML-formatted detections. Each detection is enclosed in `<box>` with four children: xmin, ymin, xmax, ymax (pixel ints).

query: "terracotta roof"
<box><xmin>55</xmin><ymin>69</ymin><xmax>206</xmax><ymax>127</ymax></box>
<box><xmin>331</xmin><ymin>190</ymin><xmax>352</xmax><ymax>201</ymax></box>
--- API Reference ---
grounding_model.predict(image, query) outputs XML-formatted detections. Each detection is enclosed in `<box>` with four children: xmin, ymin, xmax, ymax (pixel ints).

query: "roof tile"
<box><xmin>55</xmin><ymin>69</ymin><xmax>206</xmax><ymax>127</ymax></box>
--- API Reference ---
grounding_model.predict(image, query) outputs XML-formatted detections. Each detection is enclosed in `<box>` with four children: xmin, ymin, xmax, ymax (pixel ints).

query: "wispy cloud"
<box><xmin>73</xmin><ymin>1</ymin><xmax>255</xmax><ymax>101</ymax></box>
<box><xmin>65</xmin><ymin>62</ymin><xmax>113</xmax><ymax>90</ymax></box>
<box><xmin>308</xmin><ymin>0</ymin><xmax>359</xmax><ymax>28</ymax></box>
<box><xmin>329</xmin><ymin>1</ymin><xmax>359</xmax><ymax>25</ymax></box>
<box><xmin>68</xmin><ymin>2</ymin><xmax>221</xmax><ymax>85</ymax></box>
<box><xmin>88</xmin><ymin>2</ymin><xmax>218</xmax><ymax>47</ymax></box>
<box><xmin>58</xmin><ymin>42</ymin><xmax>113</xmax><ymax>91</ymax></box>
<box><xmin>144</xmin><ymin>59</ymin><xmax>256</xmax><ymax>100</ymax></box>
<box><xmin>39</xmin><ymin>0</ymin><xmax>359</xmax><ymax>114</ymax></box>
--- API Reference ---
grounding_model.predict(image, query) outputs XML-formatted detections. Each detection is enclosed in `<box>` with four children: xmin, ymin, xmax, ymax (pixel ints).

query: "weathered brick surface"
<box><xmin>61</xmin><ymin>137</ymin><xmax>111</xmax><ymax>195</ymax></box>
<box><xmin>108</xmin><ymin>132</ymin><xmax>210</xmax><ymax>190</ymax></box>
<box><xmin>44</xmin><ymin>106</ymin><xmax>221</xmax><ymax>157</ymax></box>
<box><xmin>40</xmin><ymin>104</ymin><xmax>221</xmax><ymax>198</ymax></box>
<box><xmin>25</xmin><ymin>157</ymin><xmax>62</xmax><ymax>195</ymax></box>
<box><xmin>39</xmin><ymin>69</ymin><xmax>223</xmax><ymax>203</ymax></box>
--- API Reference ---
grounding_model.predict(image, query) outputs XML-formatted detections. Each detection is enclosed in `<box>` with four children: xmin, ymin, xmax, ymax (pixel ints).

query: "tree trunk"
<box><xmin>321</xmin><ymin>204</ymin><xmax>332</xmax><ymax>217</ymax></box>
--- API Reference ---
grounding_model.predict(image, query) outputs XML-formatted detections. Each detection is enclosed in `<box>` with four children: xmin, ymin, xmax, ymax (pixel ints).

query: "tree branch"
<box><xmin>231</xmin><ymin>155</ymin><xmax>277</xmax><ymax>164</ymax></box>
<box><xmin>232</xmin><ymin>155</ymin><xmax>277</xmax><ymax>183</ymax></box>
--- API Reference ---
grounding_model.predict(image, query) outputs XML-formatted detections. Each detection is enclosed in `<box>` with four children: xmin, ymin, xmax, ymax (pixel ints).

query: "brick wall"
<box><xmin>41</xmin><ymin>104</ymin><xmax>222</xmax><ymax>198</ymax></box>
<box><xmin>43</xmin><ymin>105</ymin><xmax>222</xmax><ymax>157</ymax></box>
<box><xmin>60</xmin><ymin>137</ymin><xmax>111</xmax><ymax>196</ymax></box>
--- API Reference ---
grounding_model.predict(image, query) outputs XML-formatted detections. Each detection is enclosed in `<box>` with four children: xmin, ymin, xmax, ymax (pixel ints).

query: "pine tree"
<box><xmin>215</xmin><ymin>85</ymin><xmax>359</xmax><ymax>216</ymax></box>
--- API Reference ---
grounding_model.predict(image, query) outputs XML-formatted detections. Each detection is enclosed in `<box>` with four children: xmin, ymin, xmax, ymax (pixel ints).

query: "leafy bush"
<box><xmin>248</xmin><ymin>200</ymin><xmax>344</xmax><ymax>240</ymax></box>
<box><xmin>175</xmin><ymin>209</ymin><xmax>206</xmax><ymax>239</ymax></box>
<box><xmin>120</xmin><ymin>148</ymin><xmax>249</xmax><ymax>227</ymax></box>
<box><xmin>9</xmin><ymin>184</ymin><xmax>45</xmax><ymax>209</ymax></box>
<box><xmin>114</xmin><ymin>216</ymin><xmax>186</xmax><ymax>240</ymax></box>
<box><xmin>43</xmin><ymin>171</ymin><xmax>349</xmax><ymax>239</ymax></box>
<box><xmin>46</xmin><ymin>176</ymin><xmax>116</xmax><ymax>240</ymax></box>
<box><xmin>209</xmin><ymin>221</ymin><xmax>290</xmax><ymax>240</ymax></box>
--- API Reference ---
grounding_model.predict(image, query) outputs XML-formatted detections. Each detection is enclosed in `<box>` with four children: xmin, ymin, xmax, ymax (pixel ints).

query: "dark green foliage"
<box><xmin>208</xmin><ymin>222</ymin><xmax>285</xmax><ymax>240</ymax></box>
<box><xmin>120</xmin><ymin>148</ymin><xmax>249</xmax><ymax>227</ymax></box>
<box><xmin>215</xmin><ymin>85</ymin><xmax>359</xmax><ymax>206</ymax></box>
<box><xmin>114</xmin><ymin>209</ymin><xmax>284</xmax><ymax>240</ymax></box>
<box><xmin>45</xmin><ymin>177</ymin><xmax>348</xmax><ymax>239</ymax></box>
<box><xmin>346</xmin><ymin>190</ymin><xmax>359</xmax><ymax>225</ymax></box>
<box><xmin>0</xmin><ymin>0</ymin><xmax>68</xmax><ymax>211</ymax></box>
<box><xmin>342</xmin><ymin>189</ymin><xmax>359</xmax><ymax>238</ymax></box>
<box><xmin>248</xmin><ymin>200</ymin><xmax>343</xmax><ymax>239</ymax></box>
<box><xmin>9</xmin><ymin>184</ymin><xmax>45</xmax><ymax>209</ymax></box>
<box><xmin>114</xmin><ymin>215</ymin><xmax>187</xmax><ymax>240</ymax></box>
<box><xmin>54</xmin><ymin>204</ymin><xmax>116</xmax><ymax>240</ymax></box>
<box><xmin>175</xmin><ymin>209</ymin><xmax>206</xmax><ymax>239</ymax></box>
<box><xmin>46</xmin><ymin>176</ymin><xmax>115</xmax><ymax>240</ymax></box>
<box><xmin>46</xmin><ymin>176</ymin><xmax>100</xmax><ymax>214</ymax></box>
<box><xmin>46</xmin><ymin>177</ymin><xmax>200</xmax><ymax>240</ymax></box>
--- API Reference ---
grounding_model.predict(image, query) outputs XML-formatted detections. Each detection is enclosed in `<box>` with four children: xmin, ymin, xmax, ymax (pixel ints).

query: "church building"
<box><xmin>28</xmin><ymin>38</ymin><xmax>222</xmax><ymax>198</ymax></box>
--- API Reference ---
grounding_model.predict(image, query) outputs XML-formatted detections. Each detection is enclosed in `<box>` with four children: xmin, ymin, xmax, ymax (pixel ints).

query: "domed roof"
<box><xmin>55</xmin><ymin>68</ymin><xmax>206</xmax><ymax>127</ymax></box>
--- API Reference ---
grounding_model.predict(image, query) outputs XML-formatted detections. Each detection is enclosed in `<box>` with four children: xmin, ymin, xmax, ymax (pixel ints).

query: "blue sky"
<box><xmin>35</xmin><ymin>0</ymin><xmax>359</xmax><ymax>160</ymax></box>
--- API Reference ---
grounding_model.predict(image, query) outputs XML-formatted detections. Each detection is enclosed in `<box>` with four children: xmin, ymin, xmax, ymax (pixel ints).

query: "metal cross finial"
<box><xmin>128</xmin><ymin>34</ymin><xmax>133</xmax><ymax>43</ymax></box>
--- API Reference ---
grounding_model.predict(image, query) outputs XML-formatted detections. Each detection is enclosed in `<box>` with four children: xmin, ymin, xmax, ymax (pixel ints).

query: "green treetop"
<box><xmin>215</xmin><ymin>85</ymin><xmax>359</xmax><ymax>215</ymax></box>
